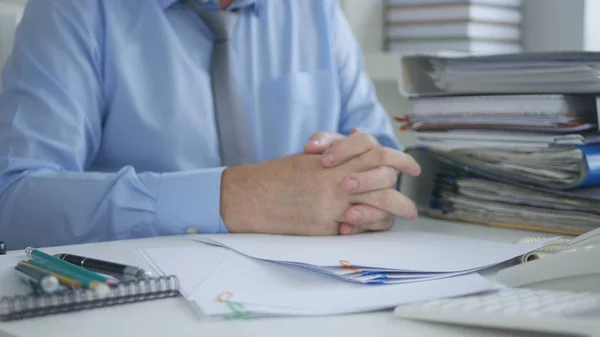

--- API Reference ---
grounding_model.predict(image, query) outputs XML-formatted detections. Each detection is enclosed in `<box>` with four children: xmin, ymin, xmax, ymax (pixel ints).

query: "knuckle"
<box><xmin>378</xmin><ymin>189</ymin><xmax>396</xmax><ymax>210</ymax></box>
<box><xmin>384</xmin><ymin>167</ymin><xmax>398</xmax><ymax>186</ymax></box>
<box><xmin>308</xmin><ymin>132</ymin><xmax>326</xmax><ymax>141</ymax></box>
<box><xmin>376</xmin><ymin>147</ymin><xmax>390</xmax><ymax>165</ymax></box>
<box><xmin>358</xmin><ymin>133</ymin><xmax>378</xmax><ymax>147</ymax></box>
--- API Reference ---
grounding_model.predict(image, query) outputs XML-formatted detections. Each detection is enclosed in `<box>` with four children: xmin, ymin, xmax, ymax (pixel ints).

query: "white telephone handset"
<box><xmin>496</xmin><ymin>227</ymin><xmax>600</xmax><ymax>293</ymax></box>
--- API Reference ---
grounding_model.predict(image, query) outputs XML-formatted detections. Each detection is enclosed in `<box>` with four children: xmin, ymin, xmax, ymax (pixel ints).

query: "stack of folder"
<box><xmin>384</xmin><ymin>0</ymin><xmax>523</xmax><ymax>55</ymax></box>
<box><xmin>395</xmin><ymin>51</ymin><xmax>600</xmax><ymax>235</ymax></box>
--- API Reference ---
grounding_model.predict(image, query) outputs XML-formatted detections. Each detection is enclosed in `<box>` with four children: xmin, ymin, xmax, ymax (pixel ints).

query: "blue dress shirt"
<box><xmin>0</xmin><ymin>0</ymin><xmax>400</xmax><ymax>249</ymax></box>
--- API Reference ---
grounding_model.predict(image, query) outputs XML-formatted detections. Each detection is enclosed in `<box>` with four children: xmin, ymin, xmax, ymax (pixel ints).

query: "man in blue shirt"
<box><xmin>0</xmin><ymin>0</ymin><xmax>420</xmax><ymax>249</ymax></box>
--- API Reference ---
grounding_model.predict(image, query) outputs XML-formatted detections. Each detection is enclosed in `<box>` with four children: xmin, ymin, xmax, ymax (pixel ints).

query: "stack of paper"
<box><xmin>412</xmin><ymin>130</ymin><xmax>600</xmax><ymax>150</ymax></box>
<box><xmin>397</xmin><ymin>94</ymin><xmax>598</xmax><ymax>133</ymax></box>
<box><xmin>384</xmin><ymin>0</ymin><xmax>523</xmax><ymax>55</ymax></box>
<box><xmin>137</xmin><ymin>231</ymin><xmax>547</xmax><ymax>318</ymax></box>
<box><xmin>399</xmin><ymin>52</ymin><xmax>600</xmax><ymax>96</ymax></box>
<box><xmin>394</xmin><ymin>50</ymin><xmax>600</xmax><ymax>235</ymax></box>
<box><xmin>425</xmin><ymin>146</ymin><xmax>592</xmax><ymax>188</ymax></box>
<box><xmin>431</xmin><ymin>176</ymin><xmax>600</xmax><ymax>235</ymax></box>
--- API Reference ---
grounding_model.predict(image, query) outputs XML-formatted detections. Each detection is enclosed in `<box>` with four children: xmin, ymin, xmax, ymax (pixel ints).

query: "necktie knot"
<box><xmin>195</xmin><ymin>9</ymin><xmax>240</xmax><ymax>42</ymax></box>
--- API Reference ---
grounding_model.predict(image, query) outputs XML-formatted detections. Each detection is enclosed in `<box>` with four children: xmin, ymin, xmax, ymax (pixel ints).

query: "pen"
<box><xmin>25</xmin><ymin>259</ymin><xmax>110</xmax><ymax>298</ymax></box>
<box><xmin>54</xmin><ymin>253</ymin><xmax>152</xmax><ymax>280</ymax></box>
<box><xmin>14</xmin><ymin>262</ymin><xmax>60</xmax><ymax>294</ymax></box>
<box><xmin>25</xmin><ymin>247</ymin><xmax>116</xmax><ymax>285</ymax></box>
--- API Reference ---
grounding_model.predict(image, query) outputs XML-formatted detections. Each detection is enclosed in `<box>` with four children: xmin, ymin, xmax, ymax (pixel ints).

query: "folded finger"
<box><xmin>344</xmin><ymin>204</ymin><xmax>391</xmax><ymax>226</ymax></box>
<box><xmin>339</xmin><ymin>222</ymin><xmax>361</xmax><ymax>235</ymax></box>
<box><xmin>362</xmin><ymin>215</ymin><xmax>395</xmax><ymax>232</ymax></box>
<box><xmin>304</xmin><ymin>132</ymin><xmax>346</xmax><ymax>154</ymax></box>
<box><xmin>350</xmin><ymin>189</ymin><xmax>418</xmax><ymax>220</ymax></box>
<box><xmin>350</xmin><ymin>147</ymin><xmax>421</xmax><ymax>176</ymax></box>
<box><xmin>339</xmin><ymin>216</ymin><xmax>394</xmax><ymax>236</ymax></box>
<box><xmin>342</xmin><ymin>166</ymin><xmax>398</xmax><ymax>194</ymax></box>
<box><xmin>322</xmin><ymin>132</ymin><xmax>379</xmax><ymax>167</ymax></box>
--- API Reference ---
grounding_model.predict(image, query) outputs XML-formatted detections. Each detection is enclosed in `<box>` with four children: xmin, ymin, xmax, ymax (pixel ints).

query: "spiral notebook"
<box><xmin>0</xmin><ymin>252</ymin><xmax>181</xmax><ymax>321</ymax></box>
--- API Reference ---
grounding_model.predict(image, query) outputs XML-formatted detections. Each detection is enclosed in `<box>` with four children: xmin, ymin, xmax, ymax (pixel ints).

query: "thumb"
<box><xmin>303</xmin><ymin>132</ymin><xmax>347</xmax><ymax>154</ymax></box>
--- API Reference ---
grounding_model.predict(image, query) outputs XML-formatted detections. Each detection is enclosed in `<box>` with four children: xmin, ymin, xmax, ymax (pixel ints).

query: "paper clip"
<box><xmin>217</xmin><ymin>291</ymin><xmax>251</xmax><ymax>320</ymax></box>
<box><xmin>339</xmin><ymin>260</ymin><xmax>361</xmax><ymax>273</ymax></box>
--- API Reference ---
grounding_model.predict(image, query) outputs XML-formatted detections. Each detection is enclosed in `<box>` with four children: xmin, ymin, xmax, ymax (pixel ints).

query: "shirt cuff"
<box><xmin>155</xmin><ymin>167</ymin><xmax>229</xmax><ymax>234</ymax></box>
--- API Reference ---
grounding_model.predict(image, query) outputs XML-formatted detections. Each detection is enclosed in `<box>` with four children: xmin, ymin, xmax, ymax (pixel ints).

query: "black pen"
<box><xmin>54</xmin><ymin>253</ymin><xmax>152</xmax><ymax>280</ymax></box>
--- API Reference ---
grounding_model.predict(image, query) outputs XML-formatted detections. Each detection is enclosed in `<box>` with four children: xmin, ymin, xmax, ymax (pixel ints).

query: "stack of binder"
<box><xmin>384</xmin><ymin>0</ymin><xmax>523</xmax><ymax>55</ymax></box>
<box><xmin>395</xmin><ymin>51</ymin><xmax>600</xmax><ymax>236</ymax></box>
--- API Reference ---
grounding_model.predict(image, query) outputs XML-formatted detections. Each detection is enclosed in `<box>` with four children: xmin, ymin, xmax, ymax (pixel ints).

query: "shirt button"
<box><xmin>186</xmin><ymin>227</ymin><xmax>198</xmax><ymax>234</ymax></box>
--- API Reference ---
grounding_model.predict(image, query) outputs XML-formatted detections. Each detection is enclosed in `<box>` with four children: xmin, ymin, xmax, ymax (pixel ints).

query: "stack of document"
<box><xmin>398</xmin><ymin>51</ymin><xmax>600</xmax><ymax>96</ymax></box>
<box><xmin>414</xmin><ymin>144</ymin><xmax>600</xmax><ymax>235</ymax></box>
<box><xmin>424</xmin><ymin>146</ymin><xmax>597</xmax><ymax>188</ymax></box>
<box><xmin>431</xmin><ymin>176</ymin><xmax>600</xmax><ymax>234</ymax></box>
<box><xmin>384</xmin><ymin>0</ymin><xmax>523</xmax><ymax>55</ymax></box>
<box><xmin>396</xmin><ymin>94</ymin><xmax>598</xmax><ymax>134</ymax></box>
<box><xmin>412</xmin><ymin>130</ymin><xmax>600</xmax><ymax>150</ymax></box>
<box><xmin>136</xmin><ymin>231</ymin><xmax>546</xmax><ymax>318</ymax></box>
<box><xmin>395</xmin><ymin>51</ymin><xmax>600</xmax><ymax>235</ymax></box>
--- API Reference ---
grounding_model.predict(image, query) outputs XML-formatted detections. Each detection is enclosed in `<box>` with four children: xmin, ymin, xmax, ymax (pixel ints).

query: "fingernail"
<box><xmin>411</xmin><ymin>166</ymin><xmax>421</xmax><ymax>176</ymax></box>
<box><xmin>323</xmin><ymin>150</ymin><xmax>335</xmax><ymax>166</ymax></box>
<box><xmin>344</xmin><ymin>177</ymin><xmax>359</xmax><ymax>192</ymax></box>
<box><xmin>340</xmin><ymin>223</ymin><xmax>353</xmax><ymax>235</ymax></box>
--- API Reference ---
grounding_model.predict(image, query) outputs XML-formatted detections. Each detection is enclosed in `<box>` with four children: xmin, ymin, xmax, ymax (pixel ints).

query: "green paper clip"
<box><xmin>218</xmin><ymin>292</ymin><xmax>251</xmax><ymax>320</ymax></box>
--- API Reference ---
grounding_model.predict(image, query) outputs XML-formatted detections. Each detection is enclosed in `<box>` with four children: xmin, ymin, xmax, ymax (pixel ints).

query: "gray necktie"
<box><xmin>194</xmin><ymin>6</ymin><xmax>255</xmax><ymax>166</ymax></box>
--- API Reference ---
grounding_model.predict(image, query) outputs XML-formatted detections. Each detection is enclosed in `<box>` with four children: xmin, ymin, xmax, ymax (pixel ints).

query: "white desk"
<box><xmin>0</xmin><ymin>217</ymin><xmax>557</xmax><ymax>337</ymax></box>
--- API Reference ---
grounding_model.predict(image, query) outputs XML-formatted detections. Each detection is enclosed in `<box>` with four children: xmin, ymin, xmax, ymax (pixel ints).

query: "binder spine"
<box><xmin>0</xmin><ymin>275</ymin><xmax>180</xmax><ymax>321</ymax></box>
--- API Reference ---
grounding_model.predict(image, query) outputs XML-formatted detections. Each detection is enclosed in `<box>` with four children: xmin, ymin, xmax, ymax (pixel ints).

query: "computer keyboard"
<box><xmin>393</xmin><ymin>288</ymin><xmax>600</xmax><ymax>336</ymax></box>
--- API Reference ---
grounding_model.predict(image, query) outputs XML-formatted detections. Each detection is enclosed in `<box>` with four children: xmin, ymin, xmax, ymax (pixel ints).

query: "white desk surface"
<box><xmin>0</xmin><ymin>217</ymin><xmax>558</xmax><ymax>337</ymax></box>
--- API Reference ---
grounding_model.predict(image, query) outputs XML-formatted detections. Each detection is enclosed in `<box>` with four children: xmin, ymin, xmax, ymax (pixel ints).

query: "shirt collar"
<box><xmin>159</xmin><ymin>0</ymin><xmax>259</xmax><ymax>15</ymax></box>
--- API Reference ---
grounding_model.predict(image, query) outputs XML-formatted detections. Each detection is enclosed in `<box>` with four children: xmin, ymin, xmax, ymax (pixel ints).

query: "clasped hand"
<box><xmin>220</xmin><ymin>130</ymin><xmax>421</xmax><ymax>236</ymax></box>
<box><xmin>304</xmin><ymin>130</ymin><xmax>420</xmax><ymax>235</ymax></box>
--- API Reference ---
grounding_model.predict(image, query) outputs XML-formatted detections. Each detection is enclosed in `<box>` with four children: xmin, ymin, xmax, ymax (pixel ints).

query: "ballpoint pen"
<box><xmin>54</xmin><ymin>253</ymin><xmax>152</xmax><ymax>280</ymax></box>
<box><xmin>25</xmin><ymin>247</ymin><xmax>117</xmax><ymax>285</ymax></box>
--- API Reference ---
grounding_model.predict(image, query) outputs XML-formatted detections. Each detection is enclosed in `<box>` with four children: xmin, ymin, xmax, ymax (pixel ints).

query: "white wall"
<box><xmin>522</xmin><ymin>0</ymin><xmax>586</xmax><ymax>51</ymax></box>
<box><xmin>522</xmin><ymin>0</ymin><xmax>600</xmax><ymax>52</ymax></box>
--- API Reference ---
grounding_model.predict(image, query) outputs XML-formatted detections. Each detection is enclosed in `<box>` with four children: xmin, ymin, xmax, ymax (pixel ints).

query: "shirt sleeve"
<box><xmin>0</xmin><ymin>0</ymin><xmax>228</xmax><ymax>250</ymax></box>
<box><xmin>330</xmin><ymin>1</ymin><xmax>402</xmax><ymax>151</ymax></box>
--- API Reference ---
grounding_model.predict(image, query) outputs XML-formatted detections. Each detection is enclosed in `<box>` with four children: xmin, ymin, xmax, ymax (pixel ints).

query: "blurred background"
<box><xmin>1</xmin><ymin>0</ymin><xmax>600</xmax><ymax>147</ymax></box>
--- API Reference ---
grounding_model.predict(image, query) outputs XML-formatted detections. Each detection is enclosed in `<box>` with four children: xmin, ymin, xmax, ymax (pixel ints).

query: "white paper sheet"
<box><xmin>192</xmin><ymin>230</ymin><xmax>545</xmax><ymax>273</ymax></box>
<box><xmin>140</xmin><ymin>244</ymin><xmax>504</xmax><ymax>318</ymax></box>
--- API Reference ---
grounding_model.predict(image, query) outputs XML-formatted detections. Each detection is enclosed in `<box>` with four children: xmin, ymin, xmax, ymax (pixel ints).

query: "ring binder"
<box><xmin>0</xmin><ymin>275</ymin><xmax>180</xmax><ymax>321</ymax></box>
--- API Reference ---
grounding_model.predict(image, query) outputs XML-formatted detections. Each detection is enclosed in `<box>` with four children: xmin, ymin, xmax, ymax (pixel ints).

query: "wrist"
<box><xmin>220</xmin><ymin>166</ymin><xmax>258</xmax><ymax>233</ymax></box>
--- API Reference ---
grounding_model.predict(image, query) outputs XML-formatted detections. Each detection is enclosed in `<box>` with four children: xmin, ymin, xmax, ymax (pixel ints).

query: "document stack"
<box><xmin>384</xmin><ymin>0</ymin><xmax>523</xmax><ymax>55</ymax></box>
<box><xmin>395</xmin><ymin>51</ymin><xmax>600</xmax><ymax>236</ymax></box>
<box><xmin>136</xmin><ymin>231</ymin><xmax>546</xmax><ymax>319</ymax></box>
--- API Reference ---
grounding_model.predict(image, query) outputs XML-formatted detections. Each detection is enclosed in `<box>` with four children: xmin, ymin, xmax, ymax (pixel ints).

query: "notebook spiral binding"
<box><xmin>0</xmin><ymin>275</ymin><xmax>180</xmax><ymax>321</ymax></box>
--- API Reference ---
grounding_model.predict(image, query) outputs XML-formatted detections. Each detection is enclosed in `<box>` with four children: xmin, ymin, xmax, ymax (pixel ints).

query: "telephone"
<box><xmin>496</xmin><ymin>226</ymin><xmax>600</xmax><ymax>293</ymax></box>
